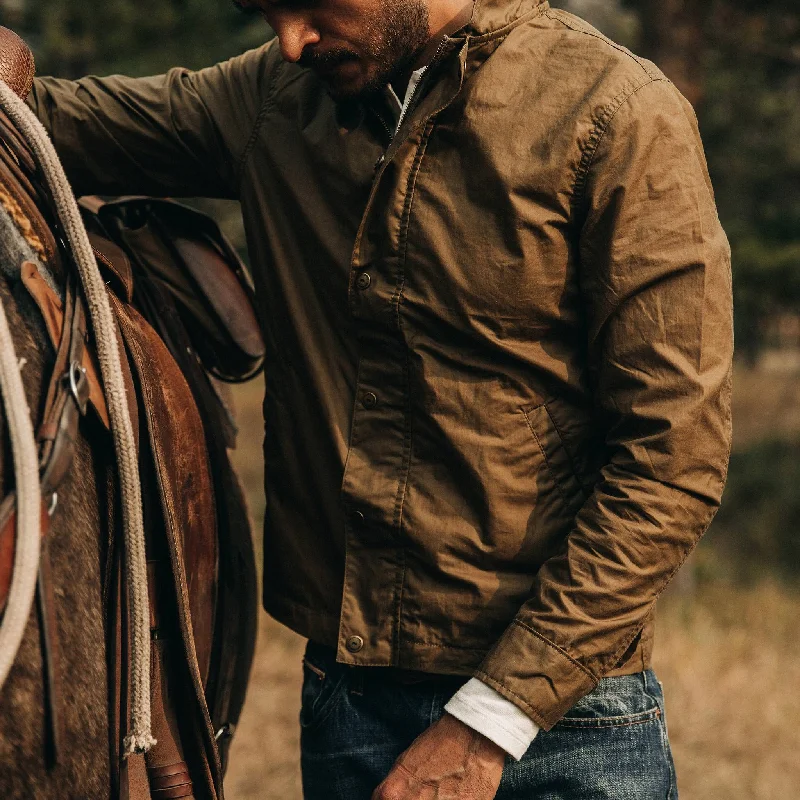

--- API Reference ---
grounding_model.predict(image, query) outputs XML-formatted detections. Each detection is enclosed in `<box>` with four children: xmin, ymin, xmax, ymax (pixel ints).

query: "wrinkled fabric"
<box><xmin>28</xmin><ymin>0</ymin><xmax>733</xmax><ymax>729</ymax></box>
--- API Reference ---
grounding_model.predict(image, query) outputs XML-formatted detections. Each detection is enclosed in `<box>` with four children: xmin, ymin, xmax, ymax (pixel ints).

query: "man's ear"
<box><xmin>0</xmin><ymin>27</ymin><xmax>35</xmax><ymax>99</ymax></box>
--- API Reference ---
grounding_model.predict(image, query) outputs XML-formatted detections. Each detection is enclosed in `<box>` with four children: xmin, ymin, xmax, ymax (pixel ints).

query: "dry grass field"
<box><xmin>223</xmin><ymin>367</ymin><xmax>800</xmax><ymax>800</ymax></box>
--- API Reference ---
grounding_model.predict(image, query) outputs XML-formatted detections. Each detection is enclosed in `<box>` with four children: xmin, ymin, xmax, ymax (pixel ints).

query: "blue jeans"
<box><xmin>300</xmin><ymin>642</ymin><xmax>678</xmax><ymax>800</ymax></box>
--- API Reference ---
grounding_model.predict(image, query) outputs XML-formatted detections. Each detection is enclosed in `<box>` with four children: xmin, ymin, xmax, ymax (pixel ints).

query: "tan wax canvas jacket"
<box><xmin>28</xmin><ymin>0</ymin><xmax>733</xmax><ymax>730</ymax></box>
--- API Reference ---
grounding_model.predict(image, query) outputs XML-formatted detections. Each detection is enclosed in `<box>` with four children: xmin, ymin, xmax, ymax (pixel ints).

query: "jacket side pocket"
<box><xmin>522</xmin><ymin>402</ymin><xmax>586</xmax><ymax>516</ymax></box>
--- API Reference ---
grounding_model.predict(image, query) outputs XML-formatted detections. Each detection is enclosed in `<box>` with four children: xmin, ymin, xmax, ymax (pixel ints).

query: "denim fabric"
<box><xmin>300</xmin><ymin>642</ymin><xmax>678</xmax><ymax>800</ymax></box>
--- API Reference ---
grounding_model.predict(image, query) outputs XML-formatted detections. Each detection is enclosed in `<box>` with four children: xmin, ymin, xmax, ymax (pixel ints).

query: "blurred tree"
<box><xmin>705</xmin><ymin>438</ymin><xmax>800</xmax><ymax>584</ymax></box>
<box><xmin>1</xmin><ymin>0</ymin><xmax>268</xmax><ymax>78</ymax></box>
<box><xmin>559</xmin><ymin>0</ymin><xmax>800</xmax><ymax>362</ymax></box>
<box><xmin>633</xmin><ymin>0</ymin><xmax>705</xmax><ymax>106</ymax></box>
<box><xmin>551</xmin><ymin>0</ymin><xmax>639</xmax><ymax>47</ymax></box>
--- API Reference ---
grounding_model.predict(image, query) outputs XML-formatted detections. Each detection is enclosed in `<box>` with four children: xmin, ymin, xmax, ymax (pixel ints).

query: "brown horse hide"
<box><xmin>0</xmin><ymin>271</ymin><xmax>114</xmax><ymax>797</ymax></box>
<box><xmin>0</xmin><ymin>29</ymin><xmax>259</xmax><ymax>800</ymax></box>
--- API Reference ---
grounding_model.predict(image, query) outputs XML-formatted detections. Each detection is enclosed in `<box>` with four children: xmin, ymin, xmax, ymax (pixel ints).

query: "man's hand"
<box><xmin>371</xmin><ymin>713</ymin><xmax>506</xmax><ymax>800</ymax></box>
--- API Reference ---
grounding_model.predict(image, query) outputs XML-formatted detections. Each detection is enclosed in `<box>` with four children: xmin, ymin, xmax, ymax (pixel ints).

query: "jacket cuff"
<box><xmin>475</xmin><ymin>620</ymin><xmax>598</xmax><ymax>730</ymax></box>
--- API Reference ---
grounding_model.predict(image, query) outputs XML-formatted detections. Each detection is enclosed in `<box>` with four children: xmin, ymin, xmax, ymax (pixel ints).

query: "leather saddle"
<box><xmin>0</xmin><ymin>27</ymin><xmax>260</xmax><ymax>800</ymax></box>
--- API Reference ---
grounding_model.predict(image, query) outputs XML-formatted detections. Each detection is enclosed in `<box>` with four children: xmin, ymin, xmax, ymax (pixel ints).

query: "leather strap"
<box><xmin>36</xmin><ymin>537</ymin><xmax>63</xmax><ymax>766</ymax></box>
<box><xmin>145</xmin><ymin>601</ymin><xmax>195</xmax><ymax>799</ymax></box>
<box><xmin>35</xmin><ymin>277</ymin><xmax>90</xmax><ymax>491</ymax></box>
<box><xmin>21</xmin><ymin>260</ymin><xmax>108</xmax><ymax>428</ymax></box>
<box><xmin>151</xmin><ymin>787</ymin><xmax>194</xmax><ymax>799</ymax></box>
<box><xmin>149</xmin><ymin>762</ymin><xmax>193</xmax><ymax>797</ymax></box>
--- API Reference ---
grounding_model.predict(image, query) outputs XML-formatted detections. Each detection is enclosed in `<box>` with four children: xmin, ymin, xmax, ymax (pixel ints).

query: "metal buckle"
<box><xmin>67</xmin><ymin>361</ymin><xmax>89</xmax><ymax>414</ymax></box>
<box><xmin>215</xmin><ymin>722</ymin><xmax>236</xmax><ymax>742</ymax></box>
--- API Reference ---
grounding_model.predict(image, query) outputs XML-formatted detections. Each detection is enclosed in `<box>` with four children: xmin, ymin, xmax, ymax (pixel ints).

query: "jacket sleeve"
<box><xmin>475</xmin><ymin>77</ymin><xmax>733</xmax><ymax>729</ymax></box>
<box><xmin>26</xmin><ymin>41</ymin><xmax>278</xmax><ymax>199</ymax></box>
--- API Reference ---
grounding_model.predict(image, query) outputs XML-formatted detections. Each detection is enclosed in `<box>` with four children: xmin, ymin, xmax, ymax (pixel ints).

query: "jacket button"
<box><xmin>362</xmin><ymin>392</ymin><xmax>378</xmax><ymax>409</ymax></box>
<box><xmin>352</xmin><ymin>510</ymin><xmax>365</xmax><ymax>526</ymax></box>
<box><xmin>356</xmin><ymin>272</ymin><xmax>371</xmax><ymax>290</ymax></box>
<box><xmin>346</xmin><ymin>635</ymin><xmax>364</xmax><ymax>653</ymax></box>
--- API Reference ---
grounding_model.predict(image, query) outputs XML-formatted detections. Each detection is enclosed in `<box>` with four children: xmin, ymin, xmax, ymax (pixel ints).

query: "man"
<box><xmin>27</xmin><ymin>0</ymin><xmax>733</xmax><ymax>797</ymax></box>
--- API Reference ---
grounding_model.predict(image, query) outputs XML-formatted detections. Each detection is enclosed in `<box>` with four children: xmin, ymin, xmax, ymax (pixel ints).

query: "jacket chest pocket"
<box><xmin>522</xmin><ymin>402</ymin><xmax>588</xmax><ymax>519</ymax></box>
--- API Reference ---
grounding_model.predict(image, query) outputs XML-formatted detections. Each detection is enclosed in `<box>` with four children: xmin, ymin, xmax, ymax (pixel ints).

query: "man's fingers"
<box><xmin>372</xmin><ymin>764</ymin><xmax>437</xmax><ymax>800</ymax></box>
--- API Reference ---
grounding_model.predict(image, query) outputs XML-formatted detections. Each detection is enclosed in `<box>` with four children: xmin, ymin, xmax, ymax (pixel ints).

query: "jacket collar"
<box><xmin>463</xmin><ymin>0</ymin><xmax>549</xmax><ymax>38</ymax></box>
<box><xmin>361</xmin><ymin>0</ymin><xmax>548</xmax><ymax>150</ymax></box>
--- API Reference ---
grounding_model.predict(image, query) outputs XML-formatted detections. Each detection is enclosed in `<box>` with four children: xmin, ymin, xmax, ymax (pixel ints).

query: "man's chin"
<box><xmin>318</xmin><ymin>63</ymin><xmax>388</xmax><ymax>103</ymax></box>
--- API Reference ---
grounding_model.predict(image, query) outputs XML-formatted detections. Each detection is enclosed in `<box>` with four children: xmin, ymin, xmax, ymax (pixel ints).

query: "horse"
<box><xmin>0</xmin><ymin>28</ymin><xmax>261</xmax><ymax>799</ymax></box>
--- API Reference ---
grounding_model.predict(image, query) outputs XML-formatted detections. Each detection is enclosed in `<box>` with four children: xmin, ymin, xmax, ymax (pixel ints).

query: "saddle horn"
<box><xmin>0</xmin><ymin>27</ymin><xmax>35</xmax><ymax>100</ymax></box>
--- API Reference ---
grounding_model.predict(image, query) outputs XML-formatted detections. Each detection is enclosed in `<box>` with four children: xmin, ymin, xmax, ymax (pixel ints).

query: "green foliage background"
<box><xmin>6</xmin><ymin>0</ymin><xmax>266</xmax><ymax>77</ymax></box>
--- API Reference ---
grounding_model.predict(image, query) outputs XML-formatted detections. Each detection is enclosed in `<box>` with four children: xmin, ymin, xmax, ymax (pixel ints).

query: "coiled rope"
<box><xmin>0</xmin><ymin>81</ymin><xmax>154</xmax><ymax>754</ymax></box>
<box><xmin>0</xmin><ymin>243</ymin><xmax>40</xmax><ymax>695</ymax></box>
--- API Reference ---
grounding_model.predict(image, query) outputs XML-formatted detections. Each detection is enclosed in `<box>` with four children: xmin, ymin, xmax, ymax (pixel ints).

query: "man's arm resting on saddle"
<box><xmin>25</xmin><ymin>42</ymin><xmax>276</xmax><ymax>199</ymax></box>
<box><xmin>373</xmin><ymin>78</ymin><xmax>733</xmax><ymax>799</ymax></box>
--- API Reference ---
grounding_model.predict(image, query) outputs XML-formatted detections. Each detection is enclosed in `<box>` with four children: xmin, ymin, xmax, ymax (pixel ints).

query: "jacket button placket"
<box><xmin>338</xmin><ymin>328</ymin><xmax>410</xmax><ymax>666</ymax></box>
<box><xmin>339</xmin><ymin>161</ymin><xmax>417</xmax><ymax>667</ymax></box>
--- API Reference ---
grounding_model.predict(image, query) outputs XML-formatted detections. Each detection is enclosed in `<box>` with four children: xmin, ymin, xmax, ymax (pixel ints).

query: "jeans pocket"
<box><xmin>300</xmin><ymin>649</ymin><xmax>348</xmax><ymax>731</ymax></box>
<box><xmin>555</xmin><ymin>672</ymin><xmax>662</xmax><ymax>729</ymax></box>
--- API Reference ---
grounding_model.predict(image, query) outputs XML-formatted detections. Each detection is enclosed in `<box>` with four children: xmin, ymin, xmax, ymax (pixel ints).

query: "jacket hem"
<box><xmin>263</xmin><ymin>592</ymin><xmax>653</xmax><ymax>708</ymax></box>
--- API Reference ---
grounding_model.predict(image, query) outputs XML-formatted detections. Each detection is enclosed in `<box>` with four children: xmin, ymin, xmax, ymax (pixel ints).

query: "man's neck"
<box><xmin>429</xmin><ymin>0</ymin><xmax>474</xmax><ymax>39</ymax></box>
<box><xmin>390</xmin><ymin>0</ymin><xmax>472</xmax><ymax>99</ymax></box>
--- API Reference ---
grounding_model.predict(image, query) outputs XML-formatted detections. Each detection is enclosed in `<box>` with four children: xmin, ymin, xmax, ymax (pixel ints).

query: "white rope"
<box><xmin>0</xmin><ymin>81</ymin><xmax>155</xmax><ymax>753</ymax></box>
<box><xmin>0</xmin><ymin>251</ymin><xmax>41</xmax><ymax>691</ymax></box>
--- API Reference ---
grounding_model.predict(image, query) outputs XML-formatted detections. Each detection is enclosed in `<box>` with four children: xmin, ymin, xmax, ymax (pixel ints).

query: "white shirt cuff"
<box><xmin>444</xmin><ymin>678</ymin><xmax>540</xmax><ymax>761</ymax></box>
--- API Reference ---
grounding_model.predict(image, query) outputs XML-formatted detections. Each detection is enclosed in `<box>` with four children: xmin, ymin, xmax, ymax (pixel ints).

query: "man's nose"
<box><xmin>273</xmin><ymin>16</ymin><xmax>321</xmax><ymax>63</ymax></box>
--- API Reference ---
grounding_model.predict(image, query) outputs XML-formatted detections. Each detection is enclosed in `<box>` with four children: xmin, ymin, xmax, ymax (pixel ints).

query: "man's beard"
<box><xmin>298</xmin><ymin>0</ymin><xmax>430</xmax><ymax>100</ymax></box>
